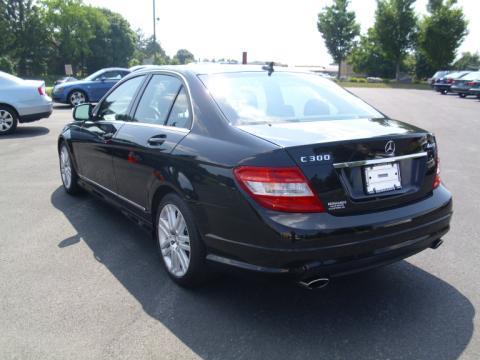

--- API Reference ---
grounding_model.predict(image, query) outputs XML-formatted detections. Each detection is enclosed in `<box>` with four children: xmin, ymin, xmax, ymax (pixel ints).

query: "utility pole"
<box><xmin>153</xmin><ymin>0</ymin><xmax>156</xmax><ymax>44</ymax></box>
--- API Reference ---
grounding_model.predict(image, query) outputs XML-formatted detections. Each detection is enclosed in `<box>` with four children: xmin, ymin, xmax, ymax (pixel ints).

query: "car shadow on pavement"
<box><xmin>2</xmin><ymin>126</ymin><xmax>50</xmax><ymax>139</ymax></box>
<box><xmin>51</xmin><ymin>187</ymin><xmax>474</xmax><ymax>360</ymax></box>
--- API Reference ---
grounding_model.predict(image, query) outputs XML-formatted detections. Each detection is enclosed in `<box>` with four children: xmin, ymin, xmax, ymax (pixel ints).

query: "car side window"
<box><xmin>133</xmin><ymin>75</ymin><xmax>182</xmax><ymax>125</ymax></box>
<box><xmin>165</xmin><ymin>86</ymin><xmax>191</xmax><ymax>129</ymax></box>
<box><xmin>97</xmin><ymin>75</ymin><xmax>145</xmax><ymax>121</ymax></box>
<box><xmin>103</xmin><ymin>71</ymin><xmax>123</xmax><ymax>80</ymax></box>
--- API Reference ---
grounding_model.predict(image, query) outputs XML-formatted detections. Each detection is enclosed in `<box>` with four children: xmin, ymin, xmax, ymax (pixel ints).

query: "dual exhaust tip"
<box><xmin>297</xmin><ymin>238</ymin><xmax>444</xmax><ymax>290</ymax></box>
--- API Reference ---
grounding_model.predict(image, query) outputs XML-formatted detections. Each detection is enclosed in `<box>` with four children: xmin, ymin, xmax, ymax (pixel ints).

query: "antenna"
<box><xmin>262</xmin><ymin>62</ymin><xmax>275</xmax><ymax>76</ymax></box>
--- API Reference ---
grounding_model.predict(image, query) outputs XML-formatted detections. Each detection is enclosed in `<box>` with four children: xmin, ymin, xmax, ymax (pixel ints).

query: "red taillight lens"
<box><xmin>447</xmin><ymin>78</ymin><xmax>453</xmax><ymax>84</ymax></box>
<box><xmin>467</xmin><ymin>82</ymin><xmax>477</xmax><ymax>87</ymax></box>
<box><xmin>38</xmin><ymin>86</ymin><xmax>46</xmax><ymax>96</ymax></box>
<box><xmin>234</xmin><ymin>166</ymin><xmax>325</xmax><ymax>212</ymax></box>
<box><xmin>433</xmin><ymin>157</ymin><xmax>441</xmax><ymax>189</ymax></box>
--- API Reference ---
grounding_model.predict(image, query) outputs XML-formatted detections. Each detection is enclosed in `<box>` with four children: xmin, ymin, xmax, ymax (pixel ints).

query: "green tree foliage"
<box><xmin>42</xmin><ymin>0</ymin><xmax>115</xmax><ymax>75</ymax></box>
<box><xmin>453</xmin><ymin>52</ymin><xmax>480</xmax><ymax>70</ymax></box>
<box><xmin>417</xmin><ymin>0</ymin><xmax>468</xmax><ymax>72</ymax></box>
<box><xmin>2</xmin><ymin>0</ymin><xmax>51</xmax><ymax>76</ymax></box>
<box><xmin>317</xmin><ymin>0</ymin><xmax>360</xmax><ymax>78</ymax></box>
<box><xmin>173</xmin><ymin>49</ymin><xmax>195</xmax><ymax>65</ymax></box>
<box><xmin>349</xmin><ymin>28</ymin><xmax>396</xmax><ymax>78</ymax></box>
<box><xmin>130</xmin><ymin>30</ymin><xmax>170</xmax><ymax>66</ymax></box>
<box><xmin>374</xmin><ymin>0</ymin><xmax>417</xmax><ymax>80</ymax></box>
<box><xmin>86</xmin><ymin>8</ymin><xmax>136</xmax><ymax>71</ymax></box>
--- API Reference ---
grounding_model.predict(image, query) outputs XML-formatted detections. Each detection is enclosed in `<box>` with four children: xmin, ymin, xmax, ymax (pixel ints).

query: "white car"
<box><xmin>0</xmin><ymin>71</ymin><xmax>53</xmax><ymax>135</ymax></box>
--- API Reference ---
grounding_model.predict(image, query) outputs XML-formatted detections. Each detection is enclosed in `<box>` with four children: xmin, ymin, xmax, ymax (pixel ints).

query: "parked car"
<box><xmin>58</xmin><ymin>65</ymin><xmax>452</xmax><ymax>288</ymax></box>
<box><xmin>470</xmin><ymin>87</ymin><xmax>480</xmax><ymax>99</ymax></box>
<box><xmin>433</xmin><ymin>71</ymin><xmax>470</xmax><ymax>94</ymax></box>
<box><xmin>51</xmin><ymin>67</ymin><xmax>130</xmax><ymax>106</ymax></box>
<box><xmin>54</xmin><ymin>76</ymin><xmax>77</xmax><ymax>86</ymax></box>
<box><xmin>428</xmin><ymin>70</ymin><xmax>450</xmax><ymax>87</ymax></box>
<box><xmin>366</xmin><ymin>77</ymin><xmax>383</xmax><ymax>83</ymax></box>
<box><xmin>450</xmin><ymin>71</ymin><xmax>480</xmax><ymax>98</ymax></box>
<box><xmin>129</xmin><ymin>65</ymin><xmax>160</xmax><ymax>72</ymax></box>
<box><xmin>0</xmin><ymin>71</ymin><xmax>52</xmax><ymax>135</ymax></box>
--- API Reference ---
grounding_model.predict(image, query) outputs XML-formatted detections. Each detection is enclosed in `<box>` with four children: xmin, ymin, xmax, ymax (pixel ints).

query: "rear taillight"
<box><xmin>433</xmin><ymin>157</ymin><xmax>441</xmax><ymax>189</ymax></box>
<box><xmin>467</xmin><ymin>82</ymin><xmax>478</xmax><ymax>87</ymax></box>
<box><xmin>38</xmin><ymin>86</ymin><xmax>46</xmax><ymax>96</ymax></box>
<box><xmin>447</xmin><ymin>78</ymin><xmax>453</xmax><ymax>84</ymax></box>
<box><xmin>234</xmin><ymin>166</ymin><xmax>325</xmax><ymax>212</ymax></box>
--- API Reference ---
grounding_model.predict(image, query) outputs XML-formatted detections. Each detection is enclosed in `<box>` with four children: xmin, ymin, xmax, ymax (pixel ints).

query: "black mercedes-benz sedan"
<box><xmin>58</xmin><ymin>64</ymin><xmax>452</xmax><ymax>289</ymax></box>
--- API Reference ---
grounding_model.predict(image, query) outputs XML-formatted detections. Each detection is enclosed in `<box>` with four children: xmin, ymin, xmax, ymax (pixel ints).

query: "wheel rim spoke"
<box><xmin>157</xmin><ymin>203</ymin><xmax>191</xmax><ymax>277</ymax></box>
<box><xmin>60</xmin><ymin>147</ymin><xmax>71</xmax><ymax>188</ymax></box>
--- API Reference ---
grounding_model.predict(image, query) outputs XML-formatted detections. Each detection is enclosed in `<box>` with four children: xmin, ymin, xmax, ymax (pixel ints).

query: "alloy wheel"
<box><xmin>0</xmin><ymin>109</ymin><xmax>14</xmax><ymax>133</ymax></box>
<box><xmin>70</xmin><ymin>91</ymin><xmax>86</xmax><ymax>106</ymax></box>
<box><xmin>158</xmin><ymin>204</ymin><xmax>191</xmax><ymax>277</ymax></box>
<box><xmin>60</xmin><ymin>146</ymin><xmax>72</xmax><ymax>189</ymax></box>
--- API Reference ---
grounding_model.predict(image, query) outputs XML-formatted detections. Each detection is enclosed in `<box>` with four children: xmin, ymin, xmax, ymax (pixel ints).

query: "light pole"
<box><xmin>153</xmin><ymin>0</ymin><xmax>156</xmax><ymax>45</ymax></box>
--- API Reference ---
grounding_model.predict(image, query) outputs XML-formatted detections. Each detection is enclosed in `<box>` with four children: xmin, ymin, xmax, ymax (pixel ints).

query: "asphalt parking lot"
<box><xmin>1</xmin><ymin>89</ymin><xmax>479</xmax><ymax>360</ymax></box>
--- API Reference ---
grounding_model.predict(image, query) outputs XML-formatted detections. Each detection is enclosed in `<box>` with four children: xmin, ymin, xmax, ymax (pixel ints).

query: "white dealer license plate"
<box><xmin>364</xmin><ymin>162</ymin><xmax>401</xmax><ymax>194</ymax></box>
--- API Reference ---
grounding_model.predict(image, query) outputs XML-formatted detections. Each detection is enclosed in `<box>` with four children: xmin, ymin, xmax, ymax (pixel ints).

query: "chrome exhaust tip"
<box><xmin>298</xmin><ymin>277</ymin><xmax>330</xmax><ymax>290</ymax></box>
<box><xmin>430</xmin><ymin>239</ymin><xmax>444</xmax><ymax>249</ymax></box>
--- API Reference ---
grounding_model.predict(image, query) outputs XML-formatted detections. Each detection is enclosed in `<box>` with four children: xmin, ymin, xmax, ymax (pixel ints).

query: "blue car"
<box><xmin>52</xmin><ymin>67</ymin><xmax>130</xmax><ymax>106</ymax></box>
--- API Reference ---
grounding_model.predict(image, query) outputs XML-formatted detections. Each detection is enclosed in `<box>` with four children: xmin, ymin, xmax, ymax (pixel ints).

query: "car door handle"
<box><xmin>148</xmin><ymin>134</ymin><xmax>167</xmax><ymax>146</ymax></box>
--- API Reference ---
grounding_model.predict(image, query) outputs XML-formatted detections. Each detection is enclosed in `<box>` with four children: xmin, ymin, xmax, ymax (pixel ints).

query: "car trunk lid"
<box><xmin>238</xmin><ymin>118</ymin><xmax>438</xmax><ymax>215</ymax></box>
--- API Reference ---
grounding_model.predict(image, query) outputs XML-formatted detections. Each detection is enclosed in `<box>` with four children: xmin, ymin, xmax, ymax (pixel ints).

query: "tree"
<box><xmin>417</xmin><ymin>0</ymin><xmax>468</xmax><ymax>71</ymax></box>
<box><xmin>317</xmin><ymin>0</ymin><xmax>359</xmax><ymax>78</ymax></box>
<box><xmin>453</xmin><ymin>52</ymin><xmax>480</xmax><ymax>70</ymax></box>
<box><xmin>349</xmin><ymin>28</ymin><xmax>396</xmax><ymax>78</ymax></box>
<box><xmin>374</xmin><ymin>0</ymin><xmax>417</xmax><ymax>81</ymax></box>
<box><xmin>173</xmin><ymin>49</ymin><xmax>195</xmax><ymax>65</ymax></box>
<box><xmin>86</xmin><ymin>8</ymin><xmax>136</xmax><ymax>71</ymax></box>
<box><xmin>42</xmin><ymin>0</ymin><xmax>98</xmax><ymax>75</ymax></box>
<box><xmin>3</xmin><ymin>0</ymin><xmax>51</xmax><ymax>76</ymax></box>
<box><xmin>129</xmin><ymin>29</ymin><xmax>171</xmax><ymax>66</ymax></box>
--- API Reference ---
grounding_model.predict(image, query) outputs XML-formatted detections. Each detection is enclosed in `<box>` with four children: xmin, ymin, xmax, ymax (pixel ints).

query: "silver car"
<box><xmin>0</xmin><ymin>71</ymin><xmax>53</xmax><ymax>135</ymax></box>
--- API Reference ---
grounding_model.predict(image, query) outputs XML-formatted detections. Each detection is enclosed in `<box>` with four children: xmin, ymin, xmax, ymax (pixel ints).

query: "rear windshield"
<box><xmin>199</xmin><ymin>72</ymin><xmax>383</xmax><ymax>126</ymax></box>
<box><xmin>0</xmin><ymin>71</ymin><xmax>22</xmax><ymax>84</ymax></box>
<box><xmin>462</xmin><ymin>72</ymin><xmax>480</xmax><ymax>81</ymax></box>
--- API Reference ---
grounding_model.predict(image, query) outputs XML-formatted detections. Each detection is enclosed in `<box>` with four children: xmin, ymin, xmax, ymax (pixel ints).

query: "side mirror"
<box><xmin>100</xmin><ymin>76</ymin><xmax>106</xmax><ymax>82</ymax></box>
<box><xmin>73</xmin><ymin>103</ymin><xmax>93</xmax><ymax>121</ymax></box>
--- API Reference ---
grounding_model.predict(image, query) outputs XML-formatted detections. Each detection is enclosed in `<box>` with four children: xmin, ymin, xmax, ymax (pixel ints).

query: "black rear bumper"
<box><xmin>204</xmin><ymin>186</ymin><xmax>453</xmax><ymax>279</ymax></box>
<box><xmin>20</xmin><ymin>110</ymin><xmax>53</xmax><ymax>123</ymax></box>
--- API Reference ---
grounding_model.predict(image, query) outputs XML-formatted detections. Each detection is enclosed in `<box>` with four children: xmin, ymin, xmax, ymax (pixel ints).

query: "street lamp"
<box><xmin>153</xmin><ymin>0</ymin><xmax>156</xmax><ymax>45</ymax></box>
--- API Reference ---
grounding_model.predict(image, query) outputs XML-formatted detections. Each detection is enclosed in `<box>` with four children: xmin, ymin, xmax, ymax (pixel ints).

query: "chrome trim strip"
<box><xmin>333</xmin><ymin>152</ymin><xmax>428</xmax><ymax>169</ymax></box>
<box><xmin>120</xmin><ymin>121</ymin><xmax>189</xmax><ymax>134</ymax></box>
<box><xmin>78</xmin><ymin>175</ymin><xmax>146</xmax><ymax>211</ymax></box>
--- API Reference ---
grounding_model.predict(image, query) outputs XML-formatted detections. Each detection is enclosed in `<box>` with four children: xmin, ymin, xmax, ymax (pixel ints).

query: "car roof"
<box><xmin>99</xmin><ymin>67</ymin><xmax>130</xmax><ymax>72</ymax></box>
<box><xmin>133</xmin><ymin>63</ymin><xmax>310</xmax><ymax>77</ymax></box>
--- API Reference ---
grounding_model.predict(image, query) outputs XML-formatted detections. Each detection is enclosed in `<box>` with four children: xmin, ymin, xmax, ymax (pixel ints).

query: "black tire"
<box><xmin>59</xmin><ymin>143</ymin><xmax>81</xmax><ymax>195</ymax></box>
<box><xmin>0</xmin><ymin>105</ymin><xmax>18</xmax><ymax>135</ymax></box>
<box><xmin>441</xmin><ymin>89</ymin><xmax>447</xmax><ymax>95</ymax></box>
<box><xmin>459</xmin><ymin>93</ymin><xmax>466</xmax><ymax>98</ymax></box>
<box><xmin>155</xmin><ymin>193</ymin><xmax>208</xmax><ymax>287</ymax></box>
<box><xmin>68</xmin><ymin>90</ymin><xmax>88</xmax><ymax>107</ymax></box>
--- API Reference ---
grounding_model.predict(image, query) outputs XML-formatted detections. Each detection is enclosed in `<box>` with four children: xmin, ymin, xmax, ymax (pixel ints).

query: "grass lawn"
<box><xmin>340</xmin><ymin>81</ymin><xmax>431</xmax><ymax>90</ymax></box>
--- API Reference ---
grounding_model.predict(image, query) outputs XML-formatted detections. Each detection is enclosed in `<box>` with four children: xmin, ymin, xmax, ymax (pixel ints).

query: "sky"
<box><xmin>84</xmin><ymin>0</ymin><xmax>479</xmax><ymax>66</ymax></box>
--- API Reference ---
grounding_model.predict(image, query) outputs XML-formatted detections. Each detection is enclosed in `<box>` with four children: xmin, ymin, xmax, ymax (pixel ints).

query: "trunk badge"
<box><xmin>385</xmin><ymin>140</ymin><xmax>396</xmax><ymax>155</ymax></box>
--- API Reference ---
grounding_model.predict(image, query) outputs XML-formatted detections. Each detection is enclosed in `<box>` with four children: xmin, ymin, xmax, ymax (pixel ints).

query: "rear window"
<box><xmin>0</xmin><ymin>71</ymin><xmax>22</xmax><ymax>84</ymax></box>
<box><xmin>462</xmin><ymin>72</ymin><xmax>480</xmax><ymax>81</ymax></box>
<box><xmin>199</xmin><ymin>72</ymin><xmax>383</xmax><ymax>126</ymax></box>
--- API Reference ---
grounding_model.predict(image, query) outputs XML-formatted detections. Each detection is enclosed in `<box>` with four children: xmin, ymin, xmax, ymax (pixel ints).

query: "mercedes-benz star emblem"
<box><xmin>385</xmin><ymin>140</ymin><xmax>395</xmax><ymax>155</ymax></box>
